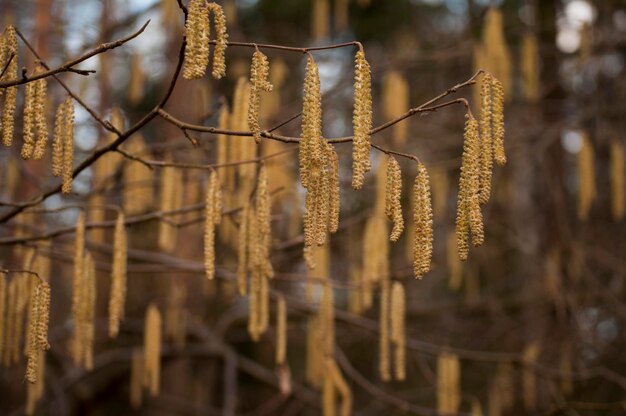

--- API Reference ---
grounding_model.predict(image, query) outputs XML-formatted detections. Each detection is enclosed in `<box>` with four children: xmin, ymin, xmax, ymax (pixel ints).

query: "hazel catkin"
<box><xmin>413</xmin><ymin>163</ymin><xmax>433</xmax><ymax>278</ymax></box>
<box><xmin>207</xmin><ymin>2</ymin><xmax>228</xmax><ymax>79</ymax></box>
<box><xmin>204</xmin><ymin>170</ymin><xmax>222</xmax><ymax>280</ymax></box>
<box><xmin>385</xmin><ymin>156</ymin><xmax>404</xmax><ymax>241</ymax></box>
<box><xmin>109</xmin><ymin>212</ymin><xmax>127</xmax><ymax>338</ymax></box>
<box><xmin>2</xmin><ymin>26</ymin><xmax>18</xmax><ymax>147</ymax></box>
<box><xmin>183</xmin><ymin>0</ymin><xmax>210</xmax><ymax>80</ymax></box>
<box><xmin>352</xmin><ymin>49</ymin><xmax>372</xmax><ymax>189</ymax></box>
<box><xmin>248</xmin><ymin>50</ymin><xmax>273</xmax><ymax>143</ymax></box>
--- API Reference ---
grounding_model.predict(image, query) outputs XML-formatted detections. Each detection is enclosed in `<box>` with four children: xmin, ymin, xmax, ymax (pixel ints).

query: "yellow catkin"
<box><xmin>204</xmin><ymin>170</ymin><xmax>222</xmax><ymax>280</ymax></box>
<box><xmin>306</xmin><ymin>241</ymin><xmax>329</xmax><ymax>303</ymax></box>
<box><xmin>481</xmin><ymin>8</ymin><xmax>512</xmax><ymax>102</ymax></box>
<box><xmin>78</xmin><ymin>252</ymin><xmax>96</xmax><ymax>370</ymax></box>
<box><xmin>611</xmin><ymin>140</ymin><xmax>625</xmax><ymax>221</ymax></box>
<box><xmin>122</xmin><ymin>135</ymin><xmax>154</xmax><ymax>215</ymax></box>
<box><xmin>325</xmin><ymin>358</ymin><xmax>353</xmax><ymax>416</ymax></box>
<box><xmin>72</xmin><ymin>211</ymin><xmax>85</xmax><ymax>329</ymax></box>
<box><xmin>25</xmin><ymin>350</ymin><xmax>45</xmax><ymax>415</ymax></box>
<box><xmin>22</xmin><ymin>77</ymin><xmax>37</xmax><ymax>159</ymax></box>
<box><xmin>158</xmin><ymin>166</ymin><xmax>183</xmax><ymax>253</ymax></box>
<box><xmin>130</xmin><ymin>348</ymin><xmax>144</xmax><ymax>409</ymax></box>
<box><xmin>254</xmin><ymin>165</ymin><xmax>274</xmax><ymax>279</ymax></box>
<box><xmin>352</xmin><ymin>49</ymin><xmax>372</xmax><ymax>189</ymax></box>
<box><xmin>237</xmin><ymin>205</ymin><xmax>250</xmax><ymax>295</ymax></box>
<box><xmin>491</xmin><ymin>77</ymin><xmax>506</xmax><ymax>166</ymax></box>
<box><xmin>275</xmin><ymin>296</ymin><xmax>287</xmax><ymax>366</ymax></box>
<box><xmin>61</xmin><ymin>98</ymin><xmax>75</xmax><ymax>194</ymax></box>
<box><xmin>312</xmin><ymin>0</ymin><xmax>329</xmax><ymax>40</ymax></box>
<box><xmin>522</xmin><ymin>342</ymin><xmax>540</xmax><ymax>410</ymax></box>
<box><xmin>300</xmin><ymin>55</ymin><xmax>323</xmax><ymax>190</ymax></box>
<box><xmin>143</xmin><ymin>304</ymin><xmax>162</xmax><ymax>396</ymax></box>
<box><xmin>362</xmin><ymin>215</ymin><xmax>389</xmax><ymax>309</ymax></box>
<box><xmin>413</xmin><ymin>163</ymin><xmax>433</xmax><ymax>278</ymax></box>
<box><xmin>109</xmin><ymin>212</ymin><xmax>127</xmax><ymax>338</ymax></box>
<box><xmin>32</xmin><ymin>67</ymin><xmax>49</xmax><ymax>161</ymax></box>
<box><xmin>0</xmin><ymin>273</ymin><xmax>5</xmax><ymax>360</ymax></box>
<box><xmin>577</xmin><ymin>133</ymin><xmax>596</xmax><ymax>221</ymax></box>
<box><xmin>379</xmin><ymin>280</ymin><xmax>390</xmax><ymax>382</ymax></box>
<box><xmin>183</xmin><ymin>0</ymin><xmax>210</xmax><ymax>79</ymax></box>
<box><xmin>2</xmin><ymin>26</ymin><xmax>18</xmax><ymax>147</ymax></box>
<box><xmin>437</xmin><ymin>351</ymin><xmax>461</xmax><ymax>415</ymax></box>
<box><xmin>382</xmin><ymin>70</ymin><xmax>409</xmax><ymax>145</ymax></box>
<box><xmin>456</xmin><ymin>113</ymin><xmax>483</xmax><ymax>260</ymax></box>
<box><xmin>248</xmin><ymin>50</ymin><xmax>273</xmax><ymax>143</ymax></box>
<box><xmin>334</xmin><ymin>0</ymin><xmax>349</xmax><ymax>31</ymax></box>
<box><xmin>327</xmin><ymin>144</ymin><xmax>340</xmax><ymax>233</ymax></box>
<box><xmin>385</xmin><ymin>156</ymin><xmax>404</xmax><ymax>241</ymax></box>
<box><xmin>207</xmin><ymin>2</ymin><xmax>228</xmax><ymax>79</ymax></box>
<box><xmin>447</xmin><ymin>231</ymin><xmax>463</xmax><ymax>290</ymax></box>
<box><xmin>128</xmin><ymin>54</ymin><xmax>145</xmax><ymax>104</ymax></box>
<box><xmin>51</xmin><ymin>100</ymin><xmax>66</xmax><ymax>177</ymax></box>
<box><xmin>26</xmin><ymin>280</ymin><xmax>50</xmax><ymax>383</ymax></box>
<box><xmin>478</xmin><ymin>72</ymin><xmax>494</xmax><ymax>204</ymax></box>
<box><xmin>390</xmin><ymin>281</ymin><xmax>405</xmax><ymax>381</ymax></box>
<box><xmin>323</xmin><ymin>362</ymin><xmax>336</xmax><ymax>416</ymax></box>
<box><xmin>521</xmin><ymin>32</ymin><xmax>540</xmax><ymax>102</ymax></box>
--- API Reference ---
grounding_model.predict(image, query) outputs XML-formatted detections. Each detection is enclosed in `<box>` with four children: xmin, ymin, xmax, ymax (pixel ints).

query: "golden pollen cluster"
<box><xmin>413</xmin><ymin>163</ymin><xmax>433</xmax><ymax>278</ymax></box>
<box><xmin>385</xmin><ymin>156</ymin><xmax>404</xmax><ymax>241</ymax></box>
<box><xmin>204</xmin><ymin>170</ymin><xmax>222</xmax><ymax>280</ymax></box>
<box><xmin>248</xmin><ymin>50</ymin><xmax>273</xmax><ymax>142</ymax></box>
<box><xmin>22</xmin><ymin>65</ymin><xmax>48</xmax><ymax>160</ymax></box>
<box><xmin>25</xmin><ymin>280</ymin><xmax>51</xmax><ymax>384</ymax></box>
<box><xmin>109</xmin><ymin>212</ymin><xmax>128</xmax><ymax>338</ymax></box>
<box><xmin>51</xmin><ymin>97</ymin><xmax>75</xmax><ymax>193</ymax></box>
<box><xmin>352</xmin><ymin>49</ymin><xmax>372</xmax><ymax>189</ymax></box>
<box><xmin>1</xmin><ymin>26</ymin><xmax>18</xmax><ymax>147</ymax></box>
<box><xmin>182</xmin><ymin>1</ymin><xmax>228</xmax><ymax>80</ymax></box>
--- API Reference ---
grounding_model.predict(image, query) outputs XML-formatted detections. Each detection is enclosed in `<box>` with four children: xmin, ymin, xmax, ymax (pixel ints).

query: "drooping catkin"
<box><xmin>207</xmin><ymin>2</ymin><xmax>228</xmax><ymax>79</ymax></box>
<box><xmin>521</xmin><ymin>32</ymin><xmax>540</xmax><ymax>103</ymax></box>
<box><xmin>611</xmin><ymin>140</ymin><xmax>625</xmax><ymax>221</ymax></box>
<box><xmin>72</xmin><ymin>211</ymin><xmax>86</xmax><ymax>326</ymax></box>
<box><xmin>456</xmin><ymin>112</ymin><xmax>483</xmax><ymax>260</ymax></box>
<box><xmin>311</xmin><ymin>0</ymin><xmax>329</xmax><ymax>40</ymax></box>
<box><xmin>183</xmin><ymin>0</ymin><xmax>210</xmax><ymax>79</ymax></box>
<box><xmin>478</xmin><ymin>72</ymin><xmax>494</xmax><ymax>204</ymax></box>
<box><xmin>51</xmin><ymin>101</ymin><xmax>66</xmax><ymax>177</ymax></box>
<box><xmin>25</xmin><ymin>280</ymin><xmax>50</xmax><ymax>383</ymax></box>
<box><xmin>390</xmin><ymin>281</ymin><xmax>405</xmax><ymax>381</ymax></box>
<box><xmin>158</xmin><ymin>166</ymin><xmax>183</xmax><ymax>253</ymax></box>
<box><xmin>325</xmin><ymin>358</ymin><xmax>353</xmax><ymax>416</ymax></box>
<box><xmin>61</xmin><ymin>98</ymin><xmax>75</xmax><ymax>194</ymax></box>
<box><xmin>237</xmin><ymin>205</ymin><xmax>250</xmax><ymax>295</ymax></box>
<box><xmin>328</xmin><ymin>144</ymin><xmax>340</xmax><ymax>233</ymax></box>
<box><xmin>300</xmin><ymin>55</ymin><xmax>323</xmax><ymax>190</ymax></box>
<box><xmin>481</xmin><ymin>8</ymin><xmax>512</xmax><ymax>102</ymax></box>
<box><xmin>143</xmin><ymin>304</ymin><xmax>162</xmax><ymax>396</ymax></box>
<box><xmin>122</xmin><ymin>135</ymin><xmax>154</xmax><ymax>215</ymax></box>
<box><xmin>2</xmin><ymin>26</ymin><xmax>18</xmax><ymax>147</ymax></box>
<box><xmin>522</xmin><ymin>342</ymin><xmax>540</xmax><ymax>411</ymax></box>
<box><xmin>437</xmin><ymin>351</ymin><xmax>461</xmax><ymax>415</ymax></box>
<box><xmin>385</xmin><ymin>156</ymin><xmax>404</xmax><ymax>241</ymax></box>
<box><xmin>413</xmin><ymin>163</ymin><xmax>433</xmax><ymax>278</ymax></box>
<box><xmin>73</xmin><ymin>252</ymin><xmax>96</xmax><ymax>370</ymax></box>
<box><xmin>491</xmin><ymin>77</ymin><xmax>506</xmax><ymax>166</ymax></box>
<box><xmin>275</xmin><ymin>296</ymin><xmax>287</xmax><ymax>366</ymax></box>
<box><xmin>382</xmin><ymin>70</ymin><xmax>409</xmax><ymax>145</ymax></box>
<box><xmin>25</xmin><ymin>350</ymin><xmax>45</xmax><ymax>415</ymax></box>
<box><xmin>109</xmin><ymin>212</ymin><xmax>127</xmax><ymax>338</ymax></box>
<box><xmin>22</xmin><ymin>78</ymin><xmax>37</xmax><ymax>159</ymax></box>
<box><xmin>352</xmin><ymin>49</ymin><xmax>372</xmax><ymax>189</ymax></box>
<box><xmin>577</xmin><ymin>133</ymin><xmax>596</xmax><ymax>221</ymax></box>
<box><xmin>379</xmin><ymin>280</ymin><xmax>390</xmax><ymax>382</ymax></box>
<box><xmin>248</xmin><ymin>50</ymin><xmax>273</xmax><ymax>143</ymax></box>
<box><xmin>204</xmin><ymin>170</ymin><xmax>222</xmax><ymax>280</ymax></box>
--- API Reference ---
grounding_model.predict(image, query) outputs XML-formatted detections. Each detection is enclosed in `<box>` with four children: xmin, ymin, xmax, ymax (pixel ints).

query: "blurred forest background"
<box><xmin>0</xmin><ymin>0</ymin><xmax>625</xmax><ymax>415</ymax></box>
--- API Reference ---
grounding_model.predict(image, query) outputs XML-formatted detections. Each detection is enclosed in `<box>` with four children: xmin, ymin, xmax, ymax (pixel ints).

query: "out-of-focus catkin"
<box><xmin>385</xmin><ymin>156</ymin><xmax>404</xmax><ymax>241</ymax></box>
<box><xmin>122</xmin><ymin>135</ymin><xmax>154</xmax><ymax>215</ymax></box>
<box><xmin>73</xmin><ymin>252</ymin><xmax>95</xmax><ymax>369</ymax></box>
<box><xmin>2</xmin><ymin>26</ymin><xmax>18</xmax><ymax>147</ymax></box>
<box><xmin>521</xmin><ymin>32</ymin><xmax>540</xmax><ymax>102</ymax></box>
<box><xmin>158</xmin><ymin>166</ymin><xmax>183</xmax><ymax>253</ymax></box>
<box><xmin>143</xmin><ymin>304</ymin><xmax>161</xmax><ymax>396</ymax></box>
<box><xmin>382</xmin><ymin>70</ymin><xmax>409</xmax><ymax>145</ymax></box>
<box><xmin>352</xmin><ymin>49</ymin><xmax>372</xmax><ymax>189</ymax></box>
<box><xmin>578</xmin><ymin>132</ymin><xmax>595</xmax><ymax>221</ymax></box>
<box><xmin>207</xmin><ymin>2</ymin><xmax>228</xmax><ymax>79</ymax></box>
<box><xmin>275</xmin><ymin>296</ymin><xmax>287</xmax><ymax>366</ymax></box>
<box><xmin>311</xmin><ymin>0</ymin><xmax>329</xmax><ymax>40</ymax></box>
<box><xmin>248</xmin><ymin>50</ymin><xmax>273</xmax><ymax>142</ymax></box>
<box><xmin>204</xmin><ymin>170</ymin><xmax>222</xmax><ymax>280</ymax></box>
<box><xmin>390</xmin><ymin>281</ymin><xmax>405</xmax><ymax>381</ymax></box>
<box><xmin>61</xmin><ymin>98</ymin><xmax>75</xmax><ymax>194</ymax></box>
<box><xmin>109</xmin><ymin>212</ymin><xmax>127</xmax><ymax>338</ymax></box>
<box><xmin>437</xmin><ymin>351</ymin><xmax>461</xmax><ymax>415</ymax></box>
<box><xmin>413</xmin><ymin>163</ymin><xmax>433</xmax><ymax>278</ymax></box>
<box><xmin>611</xmin><ymin>140</ymin><xmax>625</xmax><ymax>221</ymax></box>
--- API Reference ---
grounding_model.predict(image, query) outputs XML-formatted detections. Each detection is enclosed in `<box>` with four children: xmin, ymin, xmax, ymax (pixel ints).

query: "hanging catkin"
<box><xmin>492</xmin><ymin>77</ymin><xmax>506</xmax><ymax>166</ymax></box>
<box><xmin>122</xmin><ymin>135</ymin><xmax>154</xmax><ymax>215</ymax></box>
<box><xmin>390</xmin><ymin>281</ymin><xmax>405</xmax><ymax>381</ymax></box>
<box><xmin>143</xmin><ymin>304</ymin><xmax>162</xmax><ymax>396</ymax></box>
<box><xmin>183</xmin><ymin>0</ymin><xmax>210</xmax><ymax>79</ymax></box>
<box><xmin>25</xmin><ymin>280</ymin><xmax>50</xmax><ymax>383</ymax></box>
<box><xmin>521</xmin><ymin>32</ymin><xmax>540</xmax><ymax>103</ymax></box>
<box><xmin>413</xmin><ymin>163</ymin><xmax>433</xmax><ymax>278</ymax></box>
<box><xmin>385</xmin><ymin>156</ymin><xmax>404</xmax><ymax>241</ymax></box>
<box><xmin>522</xmin><ymin>342</ymin><xmax>540</xmax><ymax>411</ymax></box>
<box><xmin>311</xmin><ymin>0</ymin><xmax>329</xmax><ymax>40</ymax></box>
<box><xmin>128</xmin><ymin>54</ymin><xmax>145</xmax><ymax>104</ymax></box>
<box><xmin>275</xmin><ymin>296</ymin><xmax>287</xmax><ymax>366</ymax></box>
<box><xmin>207</xmin><ymin>2</ymin><xmax>228</xmax><ymax>79</ymax></box>
<box><xmin>72</xmin><ymin>211</ymin><xmax>86</xmax><ymax>329</ymax></box>
<box><xmin>237</xmin><ymin>205</ymin><xmax>250</xmax><ymax>295</ymax></box>
<box><xmin>352</xmin><ymin>49</ymin><xmax>372</xmax><ymax>189</ymax></box>
<box><xmin>481</xmin><ymin>8</ymin><xmax>512</xmax><ymax>102</ymax></box>
<box><xmin>382</xmin><ymin>70</ymin><xmax>409</xmax><ymax>145</ymax></box>
<box><xmin>478</xmin><ymin>72</ymin><xmax>494</xmax><ymax>204</ymax></box>
<box><xmin>25</xmin><ymin>350</ymin><xmax>45</xmax><ymax>415</ymax></box>
<box><xmin>51</xmin><ymin>101</ymin><xmax>66</xmax><ymax>177</ymax></box>
<box><xmin>61</xmin><ymin>98</ymin><xmax>75</xmax><ymax>194</ymax></box>
<box><xmin>2</xmin><ymin>26</ymin><xmax>18</xmax><ymax>147</ymax></box>
<box><xmin>611</xmin><ymin>140</ymin><xmax>625</xmax><ymax>221</ymax></box>
<box><xmin>22</xmin><ymin>64</ymin><xmax>49</xmax><ymax>160</ymax></box>
<box><xmin>577</xmin><ymin>133</ymin><xmax>595</xmax><ymax>221</ymax></box>
<box><xmin>379</xmin><ymin>280</ymin><xmax>390</xmax><ymax>382</ymax></box>
<box><xmin>300</xmin><ymin>55</ymin><xmax>323</xmax><ymax>190</ymax></box>
<box><xmin>158</xmin><ymin>166</ymin><xmax>183</xmax><ymax>253</ymax></box>
<box><xmin>22</xmin><ymin>78</ymin><xmax>37</xmax><ymax>159</ymax></box>
<box><xmin>248</xmin><ymin>50</ymin><xmax>273</xmax><ymax>142</ymax></box>
<box><xmin>204</xmin><ymin>170</ymin><xmax>222</xmax><ymax>280</ymax></box>
<box><xmin>325</xmin><ymin>358</ymin><xmax>353</xmax><ymax>416</ymax></box>
<box><xmin>73</xmin><ymin>252</ymin><xmax>96</xmax><ymax>369</ymax></box>
<box><xmin>327</xmin><ymin>144</ymin><xmax>340</xmax><ymax>234</ymax></box>
<box><xmin>437</xmin><ymin>351</ymin><xmax>461</xmax><ymax>415</ymax></box>
<box><xmin>109</xmin><ymin>212</ymin><xmax>127</xmax><ymax>338</ymax></box>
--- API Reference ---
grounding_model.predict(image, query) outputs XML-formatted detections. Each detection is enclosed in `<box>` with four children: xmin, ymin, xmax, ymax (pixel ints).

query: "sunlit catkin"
<box><xmin>237</xmin><ymin>205</ymin><xmax>250</xmax><ymax>295</ymax></box>
<box><xmin>390</xmin><ymin>281</ymin><xmax>405</xmax><ymax>381</ymax></box>
<box><xmin>481</xmin><ymin>8</ymin><xmax>512</xmax><ymax>102</ymax></box>
<box><xmin>275</xmin><ymin>296</ymin><xmax>287</xmax><ymax>365</ymax></box>
<box><xmin>379</xmin><ymin>280</ymin><xmax>390</xmax><ymax>381</ymax></box>
<box><xmin>26</xmin><ymin>280</ymin><xmax>50</xmax><ymax>383</ymax></box>
<box><xmin>382</xmin><ymin>70</ymin><xmax>409</xmax><ymax>145</ymax></box>
<box><xmin>51</xmin><ymin>101</ymin><xmax>66</xmax><ymax>177</ymax></box>
<box><xmin>61</xmin><ymin>98</ymin><xmax>75</xmax><ymax>194</ymax></box>
<box><xmin>491</xmin><ymin>77</ymin><xmax>506</xmax><ymax>166</ymax></box>
<box><xmin>22</xmin><ymin>79</ymin><xmax>37</xmax><ymax>159</ymax></box>
<box><xmin>522</xmin><ymin>342</ymin><xmax>540</xmax><ymax>411</ymax></box>
<box><xmin>183</xmin><ymin>0</ymin><xmax>210</xmax><ymax>79</ymax></box>
<box><xmin>328</xmin><ymin>144</ymin><xmax>340</xmax><ymax>233</ymax></box>
<box><xmin>577</xmin><ymin>133</ymin><xmax>596</xmax><ymax>221</ymax></box>
<box><xmin>204</xmin><ymin>170</ymin><xmax>222</xmax><ymax>280</ymax></box>
<box><xmin>109</xmin><ymin>212</ymin><xmax>127</xmax><ymax>338</ymax></box>
<box><xmin>478</xmin><ymin>72</ymin><xmax>494</xmax><ymax>204</ymax></box>
<box><xmin>610</xmin><ymin>141</ymin><xmax>624</xmax><ymax>221</ymax></box>
<box><xmin>385</xmin><ymin>156</ymin><xmax>404</xmax><ymax>241</ymax></box>
<box><xmin>207</xmin><ymin>2</ymin><xmax>228</xmax><ymax>79</ymax></box>
<box><xmin>437</xmin><ymin>351</ymin><xmax>460</xmax><ymax>415</ymax></box>
<box><xmin>413</xmin><ymin>163</ymin><xmax>433</xmax><ymax>278</ymax></box>
<box><xmin>352</xmin><ymin>49</ymin><xmax>372</xmax><ymax>189</ymax></box>
<box><xmin>143</xmin><ymin>304</ymin><xmax>162</xmax><ymax>396</ymax></box>
<box><xmin>248</xmin><ymin>50</ymin><xmax>273</xmax><ymax>142</ymax></box>
<box><xmin>2</xmin><ymin>26</ymin><xmax>18</xmax><ymax>147</ymax></box>
<box><xmin>300</xmin><ymin>55</ymin><xmax>323</xmax><ymax>189</ymax></box>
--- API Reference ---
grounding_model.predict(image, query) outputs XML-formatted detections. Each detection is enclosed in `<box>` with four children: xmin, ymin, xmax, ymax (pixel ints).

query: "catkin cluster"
<box><xmin>21</xmin><ymin>64</ymin><xmax>48</xmax><ymax>160</ymax></box>
<box><xmin>143</xmin><ymin>304</ymin><xmax>161</xmax><ymax>396</ymax></box>
<box><xmin>385</xmin><ymin>156</ymin><xmax>404</xmax><ymax>241</ymax></box>
<box><xmin>72</xmin><ymin>252</ymin><xmax>96</xmax><ymax>369</ymax></box>
<box><xmin>204</xmin><ymin>170</ymin><xmax>222</xmax><ymax>280</ymax></box>
<box><xmin>306</xmin><ymin>282</ymin><xmax>335</xmax><ymax>388</ymax></box>
<box><xmin>108</xmin><ymin>212</ymin><xmax>127</xmax><ymax>338</ymax></box>
<box><xmin>521</xmin><ymin>32</ymin><xmax>540</xmax><ymax>102</ymax></box>
<box><xmin>382</xmin><ymin>70</ymin><xmax>409</xmax><ymax>145</ymax></box>
<box><xmin>352</xmin><ymin>49</ymin><xmax>372</xmax><ymax>189</ymax></box>
<box><xmin>2</xmin><ymin>269</ymin><xmax>32</xmax><ymax>366</ymax></box>
<box><xmin>1</xmin><ymin>26</ymin><xmax>18</xmax><ymax>147</ymax></box>
<box><xmin>437</xmin><ymin>351</ymin><xmax>461</xmax><ymax>415</ymax></box>
<box><xmin>182</xmin><ymin>1</ymin><xmax>228</xmax><ymax>79</ymax></box>
<box><xmin>413</xmin><ymin>163</ymin><xmax>433</xmax><ymax>278</ymax></box>
<box><xmin>248</xmin><ymin>50</ymin><xmax>273</xmax><ymax>142</ymax></box>
<box><xmin>25</xmin><ymin>280</ymin><xmax>51</xmax><ymax>383</ymax></box>
<box><xmin>478</xmin><ymin>8</ymin><xmax>512</xmax><ymax>102</ymax></box>
<box><xmin>52</xmin><ymin>97</ymin><xmax>75</xmax><ymax>193</ymax></box>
